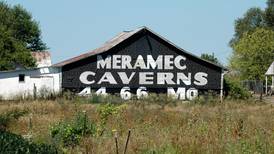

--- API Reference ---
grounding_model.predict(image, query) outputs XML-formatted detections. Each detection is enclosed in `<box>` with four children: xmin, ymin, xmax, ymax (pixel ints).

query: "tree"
<box><xmin>265</xmin><ymin>0</ymin><xmax>274</xmax><ymax>28</ymax></box>
<box><xmin>230</xmin><ymin>0</ymin><xmax>274</xmax><ymax>46</ymax></box>
<box><xmin>0</xmin><ymin>2</ymin><xmax>47</xmax><ymax>70</ymax></box>
<box><xmin>200</xmin><ymin>53</ymin><xmax>220</xmax><ymax>65</ymax></box>
<box><xmin>230</xmin><ymin>28</ymin><xmax>274</xmax><ymax>81</ymax></box>
<box><xmin>230</xmin><ymin>8</ymin><xmax>265</xmax><ymax>46</ymax></box>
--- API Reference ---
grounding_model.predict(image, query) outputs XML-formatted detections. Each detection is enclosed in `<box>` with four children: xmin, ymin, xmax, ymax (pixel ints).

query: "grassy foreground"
<box><xmin>0</xmin><ymin>98</ymin><xmax>274</xmax><ymax>154</ymax></box>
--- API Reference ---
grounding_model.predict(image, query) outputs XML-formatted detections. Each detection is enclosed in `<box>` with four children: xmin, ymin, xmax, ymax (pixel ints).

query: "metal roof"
<box><xmin>53</xmin><ymin>27</ymin><xmax>143</xmax><ymax>67</ymax></box>
<box><xmin>53</xmin><ymin>26</ymin><xmax>227</xmax><ymax>70</ymax></box>
<box><xmin>266</xmin><ymin>61</ymin><xmax>274</xmax><ymax>76</ymax></box>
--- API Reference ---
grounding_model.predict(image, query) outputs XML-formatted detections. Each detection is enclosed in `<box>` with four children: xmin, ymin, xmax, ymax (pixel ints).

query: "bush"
<box><xmin>88</xmin><ymin>94</ymin><xmax>124</xmax><ymax>104</ymax></box>
<box><xmin>0</xmin><ymin>130</ymin><xmax>57</xmax><ymax>154</ymax></box>
<box><xmin>191</xmin><ymin>92</ymin><xmax>219</xmax><ymax>105</ymax></box>
<box><xmin>0</xmin><ymin>109</ymin><xmax>28</xmax><ymax>131</ymax></box>
<box><xmin>50</xmin><ymin>111</ymin><xmax>96</xmax><ymax>147</ymax></box>
<box><xmin>144</xmin><ymin>93</ymin><xmax>178</xmax><ymax>108</ymax></box>
<box><xmin>224</xmin><ymin>78</ymin><xmax>251</xmax><ymax>100</ymax></box>
<box><xmin>97</xmin><ymin>103</ymin><xmax>126</xmax><ymax>124</ymax></box>
<box><xmin>96</xmin><ymin>103</ymin><xmax>127</xmax><ymax>136</ymax></box>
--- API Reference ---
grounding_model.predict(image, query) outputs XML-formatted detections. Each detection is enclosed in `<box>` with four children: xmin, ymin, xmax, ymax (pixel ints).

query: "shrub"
<box><xmin>0</xmin><ymin>130</ymin><xmax>57</xmax><ymax>154</ymax></box>
<box><xmin>50</xmin><ymin>111</ymin><xmax>96</xmax><ymax>147</ymax></box>
<box><xmin>191</xmin><ymin>91</ymin><xmax>219</xmax><ymax>105</ymax></box>
<box><xmin>0</xmin><ymin>109</ymin><xmax>28</xmax><ymax>131</ymax></box>
<box><xmin>224</xmin><ymin>78</ymin><xmax>251</xmax><ymax>100</ymax></box>
<box><xmin>88</xmin><ymin>94</ymin><xmax>124</xmax><ymax>104</ymax></box>
<box><xmin>97</xmin><ymin>103</ymin><xmax>126</xmax><ymax>125</ymax></box>
<box><xmin>96</xmin><ymin>103</ymin><xmax>127</xmax><ymax>136</ymax></box>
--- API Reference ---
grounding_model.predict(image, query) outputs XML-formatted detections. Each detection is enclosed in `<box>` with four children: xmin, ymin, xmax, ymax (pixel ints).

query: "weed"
<box><xmin>50</xmin><ymin>111</ymin><xmax>96</xmax><ymax>147</ymax></box>
<box><xmin>0</xmin><ymin>130</ymin><xmax>57</xmax><ymax>154</ymax></box>
<box><xmin>0</xmin><ymin>109</ymin><xmax>28</xmax><ymax>131</ymax></box>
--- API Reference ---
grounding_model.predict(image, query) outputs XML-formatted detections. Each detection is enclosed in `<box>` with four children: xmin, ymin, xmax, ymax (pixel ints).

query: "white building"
<box><xmin>0</xmin><ymin>51</ymin><xmax>61</xmax><ymax>100</ymax></box>
<box><xmin>265</xmin><ymin>61</ymin><xmax>274</xmax><ymax>95</ymax></box>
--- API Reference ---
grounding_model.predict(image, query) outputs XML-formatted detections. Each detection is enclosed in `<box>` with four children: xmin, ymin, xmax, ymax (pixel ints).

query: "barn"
<box><xmin>0</xmin><ymin>27</ymin><xmax>226</xmax><ymax>100</ymax></box>
<box><xmin>53</xmin><ymin>27</ymin><xmax>226</xmax><ymax>100</ymax></box>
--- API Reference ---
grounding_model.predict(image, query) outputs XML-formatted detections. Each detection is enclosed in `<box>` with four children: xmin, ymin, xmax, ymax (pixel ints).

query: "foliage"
<box><xmin>230</xmin><ymin>28</ymin><xmax>274</xmax><ymax>80</ymax></box>
<box><xmin>0</xmin><ymin>2</ymin><xmax>47</xmax><ymax>70</ymax></box>
<box><xmin>191</xmin><ymin>91</ymin><xmax>219</xmax><ymax>105</ymax></box>
<box><xmin>230</xmin><ymin>8</ymin><xmax>265</xmax><ymax>46</ymax></box>
<box><xmin>230</xmin><ymin>0</ymin><xmax>274</xmax><ymax>46</ymax></box>
<box><xmin>0</xmin><ymin>109</ymin><xmax>28</xmax><ymax>131</ymax></box>
<box><xmin>0</xmin><ymin>130</ymin><xmax>57</xmax><ymax>154</ymax></box>
<box><xmin>224</xmin><ymin>78</ymin><xmax>251</xmax><ymax>100</ymax></box>
<box><xmin>1</xmin><ymin>99</ymin><xmax>274</xmax><ymax>153</ymax></box>
<box><xmin>229</xmin><ymin>0</ymin><xmax>274</xmax><ymax>80</ymax></box>
<box><xmin>88</xmin><ymin>94</ymin><xmax>124</xmax><ymax>104</ymax></box>
<box><xmin>50</xmin><ymin>111</ymin><xmax>96</xmax><ymax>147</ymax></box>
<box><xmin>97</xmin><ymin>103</ymin><xmax>123</xmax><ymax>123</ymax></box>
<box><xmin>265</xmin><ymin>0</ymin><xmax>274</xmax><ymax>28</ymax></box>
<box><xmin>96</xmin><ymin>103</ymin><xmax>126</xmax><ymax>135</ymax></box>
<box><xmin>201</xmin><ymin>53</ymin><xmax>220</xmax><ymax>65</ymax></box>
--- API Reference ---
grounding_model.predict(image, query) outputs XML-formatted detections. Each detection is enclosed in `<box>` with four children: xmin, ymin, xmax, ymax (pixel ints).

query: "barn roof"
<box><xmin>266</xmin><ymin>61</ymin><xmax>274</xmax><ymax>76</ymax></box>
<box><xmin>53</xmin><ymin>27</ymin><xmax>226</xmax><ymax>70</ymax></box>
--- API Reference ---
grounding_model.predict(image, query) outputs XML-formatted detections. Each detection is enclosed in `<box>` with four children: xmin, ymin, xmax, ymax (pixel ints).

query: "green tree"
<box><xmin>230</xmin><ymin>0</ymin><xmax>274</xmax><ymax>46</ymax></box>
<box><xmin>0</xmin><ymin>2</ymin><xmax>47</xmax><ymax>70</ymax></box>
<box><xmin>230</xmin><ymin>8</ymin><xmax>265</xmax><ymax>46</ymax></box>
<box><xmin>265</xmin><ymin>0</ymin><xmax>274</xmax><ymax>28</ymax></box>
<box><xmin>230</xmin><ymin>28</ymin><xmax>274</xmax><ymax>80</ymax></box>
<box><xmin>200</xmin><ymin>53</ymin><xmax>220</xmax><ymax>65</ymax></box>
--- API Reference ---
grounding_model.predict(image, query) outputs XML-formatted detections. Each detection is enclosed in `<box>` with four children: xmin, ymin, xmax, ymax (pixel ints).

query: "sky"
<box><xmin>7</xmin><ymin>0</ymin><xmax>267</xmax><ymax>65</ymax></box>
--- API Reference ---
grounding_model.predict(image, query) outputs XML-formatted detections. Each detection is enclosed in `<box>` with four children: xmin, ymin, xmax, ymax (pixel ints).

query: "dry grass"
<box><xmin>1</xmin><ymin>98</ymin><xmax>274</xmax><ymax>154</ymax></box>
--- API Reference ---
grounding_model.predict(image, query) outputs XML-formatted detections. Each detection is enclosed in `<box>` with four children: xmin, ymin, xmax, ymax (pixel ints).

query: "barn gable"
<box><xmin>55</xmin><ymin>27</ymin><xmax>225</xmax><ymax>97</ymax></box>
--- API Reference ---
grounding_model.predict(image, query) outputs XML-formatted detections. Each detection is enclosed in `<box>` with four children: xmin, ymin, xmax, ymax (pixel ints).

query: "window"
<box><xmin>19</xmin><ymin>74</ymin><xmax>25</xmax><ymax>83</ymax></box>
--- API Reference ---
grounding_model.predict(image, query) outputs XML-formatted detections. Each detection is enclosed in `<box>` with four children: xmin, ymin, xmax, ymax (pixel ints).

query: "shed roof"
<box><xmin>266</xmin><ymin>61</ymin><xmax>274</xmax><ymax>76</ymax></box>
<box><xmin>53</xmin><ymin>27</ymin><xmax>226</xmax><ymax>70</ymax></box>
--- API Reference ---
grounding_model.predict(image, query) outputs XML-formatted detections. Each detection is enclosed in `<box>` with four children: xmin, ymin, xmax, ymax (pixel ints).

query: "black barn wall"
<box><xmin>61</xmin><ymin>30</ymin><xmax>222</xmax><ymax>94</ymax></box>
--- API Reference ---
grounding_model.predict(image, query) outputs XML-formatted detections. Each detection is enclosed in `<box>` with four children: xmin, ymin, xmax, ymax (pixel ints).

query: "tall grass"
<box><xmin>0</xmin><ymin>95</ymin><xmax>273</xmax><ymax>153</ymax></box>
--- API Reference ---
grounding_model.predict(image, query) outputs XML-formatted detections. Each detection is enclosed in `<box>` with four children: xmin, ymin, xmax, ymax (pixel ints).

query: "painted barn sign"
<box><xmin>54</xmin><ymin>27</ymin><xmax>225</xmax><ymax>100</ymax></box>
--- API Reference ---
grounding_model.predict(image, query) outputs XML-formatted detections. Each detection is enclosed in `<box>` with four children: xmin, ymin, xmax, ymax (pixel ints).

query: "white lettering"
<box><xmin>118</xmin><ymin>72</ymin><xmax>135</xmax><ymax>84</ymax></box>
<box><xmin>134</xmin><ymin>55</ymin><xmax>146</xmax><ymax>69</ymax></box>
<box><xmin>147</xmin><ymin>55</ymin><xmax>163</xmax><ymax>69</ymax></box>
<box><xmin>97</xmin><ymin>55</ymin><xmax>111</xmax><ymax>69</ymax></box>
<box><xmin>113</xmin><ymin>55</ymin><xmax>121</xmax><ymax>69</ymax></box>
<box><xmin>139</xmin><ymin>72</ymin><xmax>154</xmax><ymax>84</ymax></box>
<box><xmin>98</xmin><ymin>72</ymin><xmax>117</xmax><ymax>84</ymax></box>
<box><xmin>157</xmin><ymin>73</ymin><xmax>175</xmax><ymax>85</ymax></box>
<box><xmin>194</xmin><ymin>72</ymin><xmax>208</xmax><ymax>86</ymax></box>
<box><xmin>174</xmin><ymin>56</ymin><xmax>186</xmax><ymax>70</ymax></box>
<box><xmin>187</xmin><ymin>88</ymin><xmax>198</xmax><ymax>100</ymax></box>
<box><xmin>164</xmin><ymin>55</ymin><xmax>174</xmax><ymax>69</ymax></box>
<box><xmin>79</xmin><ymin>71</ymin><xmax>95</xmax><ymax>84</ymax></box>
<box><xmin>121</xmin><ymin>55</ymin><xmax>132</xmax><ymax>69</ymax></box>
<box><xmin>177</xmin><ymin>73</ymin><xmax>191</xmax><ymax>85</ymax></box>
<box><xmin>167</xmin><ymin>87</ymin><xmax>186</xmax><ymax>100</ymax></box>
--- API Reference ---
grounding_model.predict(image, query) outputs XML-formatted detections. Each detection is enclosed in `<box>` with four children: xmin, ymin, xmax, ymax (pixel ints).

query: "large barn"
<box><xmin>0</xmin><ymin>27</ymin><xmax>226</xmax><ymax>100</ymax></box>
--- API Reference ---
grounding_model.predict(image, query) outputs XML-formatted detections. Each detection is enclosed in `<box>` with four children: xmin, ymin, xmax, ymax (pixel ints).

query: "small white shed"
<box><xmin>265</xmin><ymin>61</ymin><xmax>274</xmax><ymax>94</ymax></box>
<box><xmin>0</xmin><ymin>67</ymin><xmax>61</xmax><ymax>99</ymax></box>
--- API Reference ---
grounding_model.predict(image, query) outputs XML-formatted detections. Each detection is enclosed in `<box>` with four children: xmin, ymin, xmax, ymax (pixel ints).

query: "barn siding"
<box><xmin>61</xmin><ymin>30</ymin><xmax>222</xmax><ymax>94</ymax></box>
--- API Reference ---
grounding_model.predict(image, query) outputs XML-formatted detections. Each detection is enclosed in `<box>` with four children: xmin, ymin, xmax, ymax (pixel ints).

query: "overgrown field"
<box><xmin>0</xmin><ymin>96</ymin><xmax>274</xmax><ymax>154</ymax></box>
